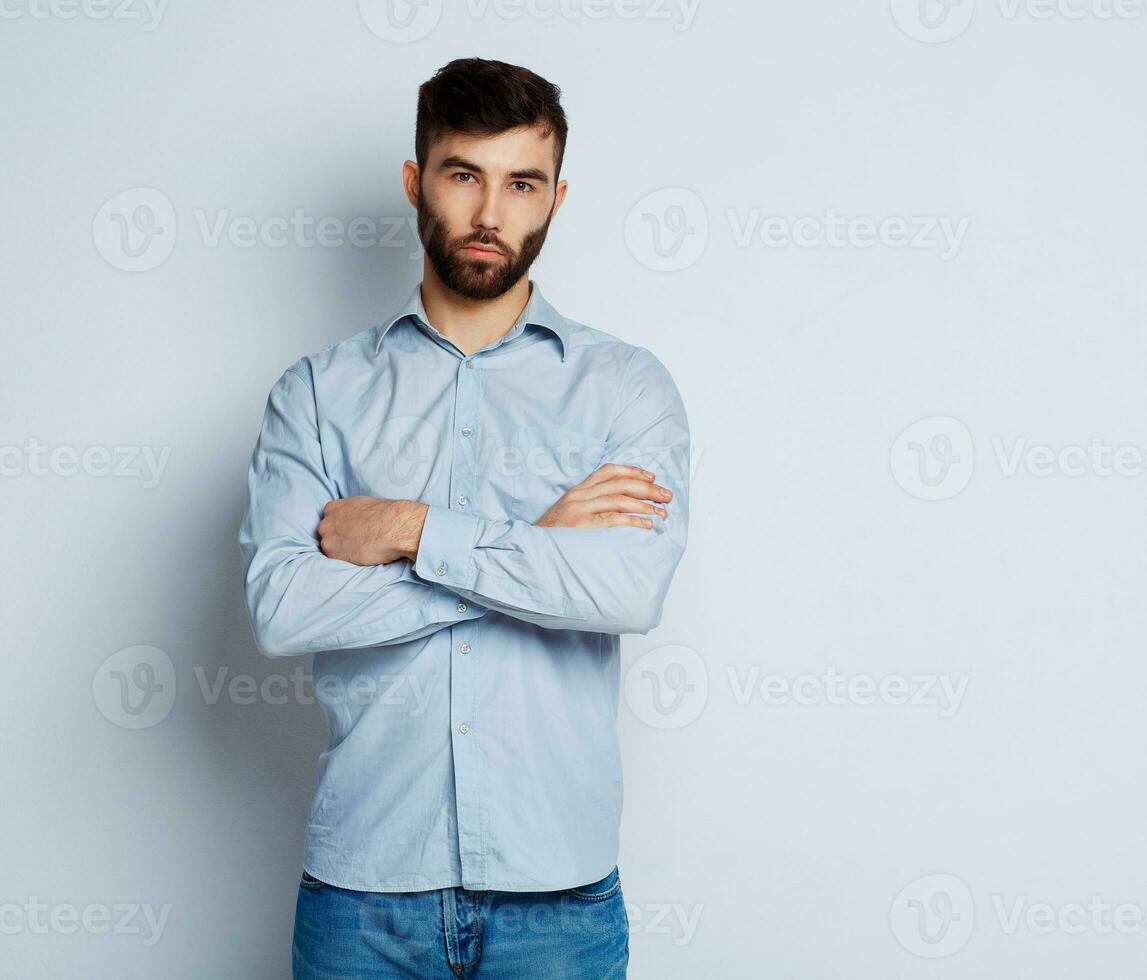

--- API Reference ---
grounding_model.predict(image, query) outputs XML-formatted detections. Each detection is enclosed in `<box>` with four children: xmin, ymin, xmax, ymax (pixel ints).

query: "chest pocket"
<box><xmin>510</xmin><ymin>424</ymin><xmax>605</xmax><ymax>523</ymax></box>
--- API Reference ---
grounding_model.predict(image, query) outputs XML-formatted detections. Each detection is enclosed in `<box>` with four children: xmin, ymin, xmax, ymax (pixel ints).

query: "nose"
<box><xmin>472</xmin><ymin>186</ymin><xmax>502</xmax><ymax>235</ymax></box>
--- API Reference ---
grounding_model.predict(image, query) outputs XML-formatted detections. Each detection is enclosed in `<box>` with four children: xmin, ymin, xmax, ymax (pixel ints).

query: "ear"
<box><xmin>551</xmin><ymin>179</ymin><xmax>569</xmax><ymax>218</ymax></box>
<box><xmin>402</xmin><ymin>160</ymin><xmax>421</xmax><ymax>209</ymax></box>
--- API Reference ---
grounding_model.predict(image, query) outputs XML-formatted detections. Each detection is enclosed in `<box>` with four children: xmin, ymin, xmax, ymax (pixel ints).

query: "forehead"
<box><xmin>428</xmin><ymin>125</ymin><xmax>557</xmax><ymax>176</ymax></box>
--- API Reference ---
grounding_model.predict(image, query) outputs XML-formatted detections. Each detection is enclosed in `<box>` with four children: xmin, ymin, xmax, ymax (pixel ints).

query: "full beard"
<box><xmin>417</xmin><ymin>199</ymin><xmax>554</xmax><ymax>301</ymax></box>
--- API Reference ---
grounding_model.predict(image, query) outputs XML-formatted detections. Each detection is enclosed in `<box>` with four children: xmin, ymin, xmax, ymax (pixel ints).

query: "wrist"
<box><xmin>400</xmin><ymin>501</ymin><xmax>430</xmax><ymax>562</ymax></box>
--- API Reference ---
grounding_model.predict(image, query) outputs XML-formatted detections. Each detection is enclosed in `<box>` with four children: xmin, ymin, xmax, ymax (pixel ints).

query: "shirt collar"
<box><xmin>373</xmin><ymin>279</ymin><xmax>569</xmax><ymax>362</ymax></box>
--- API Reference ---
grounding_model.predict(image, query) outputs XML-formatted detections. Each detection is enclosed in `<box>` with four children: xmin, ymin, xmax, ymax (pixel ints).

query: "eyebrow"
<box><xmin>438</xmin><ymin>155</ymin><xmax>551</xmax><ymax>185</ymax></box>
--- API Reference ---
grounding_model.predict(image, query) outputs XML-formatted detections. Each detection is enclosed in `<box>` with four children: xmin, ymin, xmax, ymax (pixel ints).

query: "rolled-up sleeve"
<box><xmin>411</xmin><ymin>346</ymin><xmax>690</xmax><ymax>635</ymax></box>
<box><xmin>238</xmin><ymin>362</ymin><xmax>485</xmax><ymax>658</ymax></box>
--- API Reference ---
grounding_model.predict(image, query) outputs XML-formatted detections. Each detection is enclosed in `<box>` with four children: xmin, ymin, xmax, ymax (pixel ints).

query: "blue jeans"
<box><xmin>291</xmin><ymin>865</ymin><xmax>629</xmax><ymax>979</ymax></box>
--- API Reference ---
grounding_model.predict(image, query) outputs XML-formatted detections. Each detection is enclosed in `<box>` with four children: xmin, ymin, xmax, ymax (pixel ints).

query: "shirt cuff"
<box><xmin>413</xmin><ymin>504</ymin><xmax>482</xmax><ymax>592</ymax></box>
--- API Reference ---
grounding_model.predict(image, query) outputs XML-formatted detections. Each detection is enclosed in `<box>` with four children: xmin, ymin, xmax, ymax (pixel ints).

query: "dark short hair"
<box><xmin>415</xmin><ymin>58</ymin><xmax>568</xmax><ymax>182</ymax></box>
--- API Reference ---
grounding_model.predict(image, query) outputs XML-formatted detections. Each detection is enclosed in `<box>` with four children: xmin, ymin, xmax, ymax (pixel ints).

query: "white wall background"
<box><xmin>3</xmin><ymin>1</ymin><xmax>1146</xmax><ymax>977</ymax></box>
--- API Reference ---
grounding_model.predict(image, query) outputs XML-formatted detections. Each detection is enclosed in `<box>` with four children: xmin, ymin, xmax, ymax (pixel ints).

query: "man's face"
<box><xmin>411</xmin><ymin>125</ymin><xmax>566</xmax><ymax>300</ymax></box>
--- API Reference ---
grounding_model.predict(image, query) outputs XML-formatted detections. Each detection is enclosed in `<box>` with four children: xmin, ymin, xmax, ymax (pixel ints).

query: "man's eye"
<box><xmin>454</xmin><ymin>172</ymin><xmax>476</xmax><ymax>183</ymax></box>
<box><xmin>512</xmin><ymin>182</ymin><xmax>534</xmax><ymax>194</ymax></box>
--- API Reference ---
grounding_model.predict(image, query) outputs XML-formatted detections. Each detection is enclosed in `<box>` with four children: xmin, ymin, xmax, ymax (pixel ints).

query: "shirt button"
<box><xmin>457</xmin><ymin>495</ymin><xmax>468</xmax><ymax>507</ymax></box>
<box><xmin>461</xmin><ymin>426</ymin><xmax>472</xmax><ymax>438</ymax></box>
<box><xmin>457</xmin><ymin>601</ymin><xmax>467</xmax><ymax>612</ymax></box>
<box><xmin>459</xmin><ymin>642</ymin><xmax>471</xmax><ymax>654</ymax></box>
<box><xmin>435</xmin><ymin>562</ymin><xmax>447</xmax><ymax>576</ymax></box>
<box><xmin>458</xmin><ymin>723</ymin><xmax>470</xmax><ymax>734</ymax></box>
<box><xmin>465</xmin><ymin>360</ymin><xmax>475</xmax><ymax>369</ymax></box>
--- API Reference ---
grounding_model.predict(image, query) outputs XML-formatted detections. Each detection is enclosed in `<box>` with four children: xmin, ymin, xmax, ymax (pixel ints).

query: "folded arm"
<box><xmin>237</xmin><ymin>363</ymin><xmax>485</xmax><ymax>658</ymax></box>
<box><xmin>410</xmin><ymin>346</ymin><xmax>690</xmax><ymax>635</ymax></box>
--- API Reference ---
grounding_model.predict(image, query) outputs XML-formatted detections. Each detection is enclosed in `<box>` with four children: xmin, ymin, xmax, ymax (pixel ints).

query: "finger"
<box><xmin>579</xmin><ymin>477</ymin><xmax>672</xmax><ymax>503</ymax></box>
<box><xmin>580</xmin><ymin>463</ymin><xmax>654</xmax><ymax>489</ymax></box>
<box><xmin>587</xmin><ymin>494</ymin><xmax>667</xmax><ymax>519</ymax></box>
<box><xmin>597</xmin><ymin>512</ymin><xmax>655</xmax><ymax>529</ymax></box>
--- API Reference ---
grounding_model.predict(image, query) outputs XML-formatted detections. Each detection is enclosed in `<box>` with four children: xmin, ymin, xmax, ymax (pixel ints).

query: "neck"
<box><xmin>419</xmin><ymin>268</ymin><xmax>531</xmax><ymax>357</ymax></box>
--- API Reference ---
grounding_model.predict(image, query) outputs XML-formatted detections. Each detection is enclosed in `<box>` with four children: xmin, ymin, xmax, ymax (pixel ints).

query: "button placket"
<box><xmin>453</xmin><ymin>357</ymin><xmax>478</xmax><ymax>515</ymax></box>
<box><xmin>451</xmin><ymin>353</ymin><xmax>484</xmax><ymax>885</ymax></box>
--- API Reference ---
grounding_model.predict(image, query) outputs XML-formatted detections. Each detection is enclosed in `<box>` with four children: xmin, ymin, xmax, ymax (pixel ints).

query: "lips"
<box><xmin>462</xmin><ymin>244</ymin><xmax>502</xmax><ymax>256</ymax></box>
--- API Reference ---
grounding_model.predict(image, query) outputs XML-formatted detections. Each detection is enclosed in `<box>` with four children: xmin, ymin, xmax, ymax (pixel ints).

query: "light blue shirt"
<box><xmin>238</xmin><ymin>278</ymin><xmax>690</xmax><ymax>892</ymax></box>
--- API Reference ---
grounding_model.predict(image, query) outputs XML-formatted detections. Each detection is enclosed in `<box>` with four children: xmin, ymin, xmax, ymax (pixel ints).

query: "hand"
<box><xmin>318</xmin><ymin>497</ymin><xmax>428</xmax><ymax>565</ymax></box>
<box><xmin>534</xmin><ymin>463</ymin><xmax>672</xmax><ymax>529</ymax></box>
